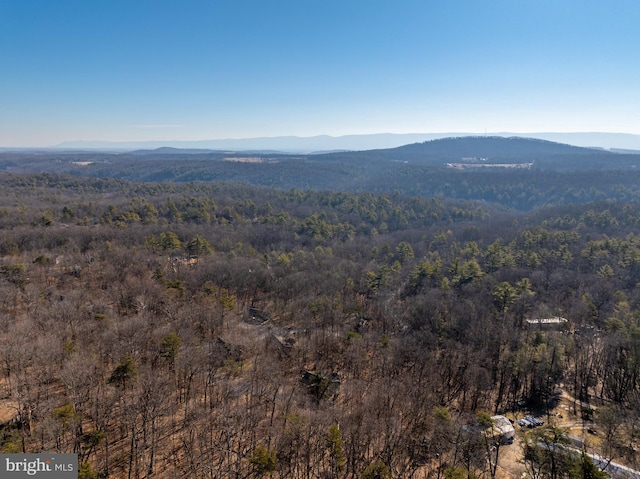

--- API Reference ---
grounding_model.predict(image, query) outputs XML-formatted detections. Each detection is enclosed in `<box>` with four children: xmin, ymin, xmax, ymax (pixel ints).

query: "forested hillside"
<box><xmin>0</xmin><ymin>172</ymin><xmax>639</xmax><ymax>478</ymax></box>
<box><xmin>3</xmin><ymin>137</ymin><xmax>640</xmax><ymax>212</ymax></box>
<box><xmin>315</xmin><ymin>136</ymin><xmax>619</xmax><ymax>167</ymax></box>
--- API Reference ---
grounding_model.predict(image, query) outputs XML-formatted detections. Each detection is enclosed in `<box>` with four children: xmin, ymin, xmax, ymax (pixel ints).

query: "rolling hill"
<box><xmin>2</xmin><ymin>136</ymin><xmax>640</xmax><ymax>211</ymax></box>
<box><xmin>314</xmin><ymin>136</ymin><xmax>639</xmax><ymax>169</ymax></box>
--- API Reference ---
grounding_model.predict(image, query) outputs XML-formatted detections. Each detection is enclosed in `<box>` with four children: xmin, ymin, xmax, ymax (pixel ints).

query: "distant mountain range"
<box><xmin>316</xmin><ymin>136</ymin><xmax>596</xmax><ymax>161</ymax></box>
<box><xmin>52</xmin><ymin>132</ymin><xmax>640</xmax><ymax>153</ymax></box>
<box><xmin>309</xmin><ymin>136</ymin><xmax>640</xmax><ymax>171</ymax></box>
<box><xmin>3</xmin><ymin>136</ymin><xmax>640</xmax><ymax>211</ymax></box>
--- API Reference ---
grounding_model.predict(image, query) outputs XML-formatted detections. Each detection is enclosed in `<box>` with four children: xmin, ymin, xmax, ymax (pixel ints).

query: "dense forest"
<box><xmin>1</xmin><ymin>139</ymin><xmax>640</xmax><ymax>478</ymax></box>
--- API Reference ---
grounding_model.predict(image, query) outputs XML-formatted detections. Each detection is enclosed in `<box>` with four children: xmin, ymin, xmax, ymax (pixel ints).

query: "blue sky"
<box><xmin>1</xmin><ymin>0</ymin><xmax>639</xmax><ymax>147</ymax></box>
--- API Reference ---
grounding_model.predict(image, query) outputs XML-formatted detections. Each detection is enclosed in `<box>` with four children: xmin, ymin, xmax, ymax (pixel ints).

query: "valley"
<box><xmin>0</xmin><ymin>140</ymin><xmax>639</xmax><ymax>477</ymax></box>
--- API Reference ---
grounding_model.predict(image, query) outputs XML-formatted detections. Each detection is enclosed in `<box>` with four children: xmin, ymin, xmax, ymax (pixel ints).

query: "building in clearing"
<box><xmin>490</xmin><ymin>415</ymin><xmax>515</xmax><ymax>444</ymax></box>
<box><xmin>446</xmin><ymin>162</ymin><xmax>533</xmax><ymax>170</ymax></box>
<box><xmin>526</xmin><ymin>317</ymin><xmax>568</xmax><ymax>329</ymax></box>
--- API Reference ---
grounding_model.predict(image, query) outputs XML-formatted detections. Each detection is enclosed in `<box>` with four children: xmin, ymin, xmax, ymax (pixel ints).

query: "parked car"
<box><xmin>517</xmin><ymin>418</ymin><xmax>532</xmax><ymax>428</ymax></box>
<box><xmin>525</xmin><ymin>416</ymin><xmax>544</xmax><ymax>427</ymax></box>
<box><xmin>517</xmin><ymin>416</ymin><xmax>544</xmax><ymax>427</ymax></box>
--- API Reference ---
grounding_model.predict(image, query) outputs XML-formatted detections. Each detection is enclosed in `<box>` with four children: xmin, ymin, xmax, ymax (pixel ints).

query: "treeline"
<box><xmin>0</xmin><ymin>174</ymin><xmax>639</xmax><ymax>478</ymax></box>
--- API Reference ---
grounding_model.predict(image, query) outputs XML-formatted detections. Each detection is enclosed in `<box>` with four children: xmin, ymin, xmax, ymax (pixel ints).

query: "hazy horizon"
<box><xmin>2</xmin><ymin>1</ymin><xmax>639</xmax><ymax>147</ymax></box>
<box><xmin>2</xmin><ymin>131</ymin><xmax>635</xmax><ymax>154</ymax></box>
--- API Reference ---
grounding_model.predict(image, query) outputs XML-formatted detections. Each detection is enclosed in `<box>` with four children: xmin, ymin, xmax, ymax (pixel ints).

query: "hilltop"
<box><xmin>314</xmin><ymin>136</ymin><xmax>608</xmax><ymax>166</ymax></box>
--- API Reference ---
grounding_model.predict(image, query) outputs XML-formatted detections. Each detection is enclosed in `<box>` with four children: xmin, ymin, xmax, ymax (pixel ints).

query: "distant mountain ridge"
<box><xmin>47</xmin><ymin>135</ymin><xmax>640</xmax><ymax>172</ymax></box>
<box><xmin>369</xmin><ymin>136</ymin><xmax>597</xmax><ymax>159</ymax></box>
<box><xmin>53</xmin><ymin>132</ymin><xmax>640</xmax><ymax>152</ymax></box>
<box><xmin>124</xmin><ymin>136</ymin><xmax>609</xmax><ymax>165</ymax></box>
<box><xmin>3</xmin><ymin>135</ymin><xmax>640</xmax><ymax>210</ymax></box>
<box><xmin>311</xmin><ymin>136</ymin><xmax>633</xmax><ymax>169</ymax></box>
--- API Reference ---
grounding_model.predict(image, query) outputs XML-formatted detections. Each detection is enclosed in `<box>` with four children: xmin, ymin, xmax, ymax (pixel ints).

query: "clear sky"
<box><xmin>1</xmin><ymin>0</ymin><xmax>639</xmax><ymax>147</ymax></box>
